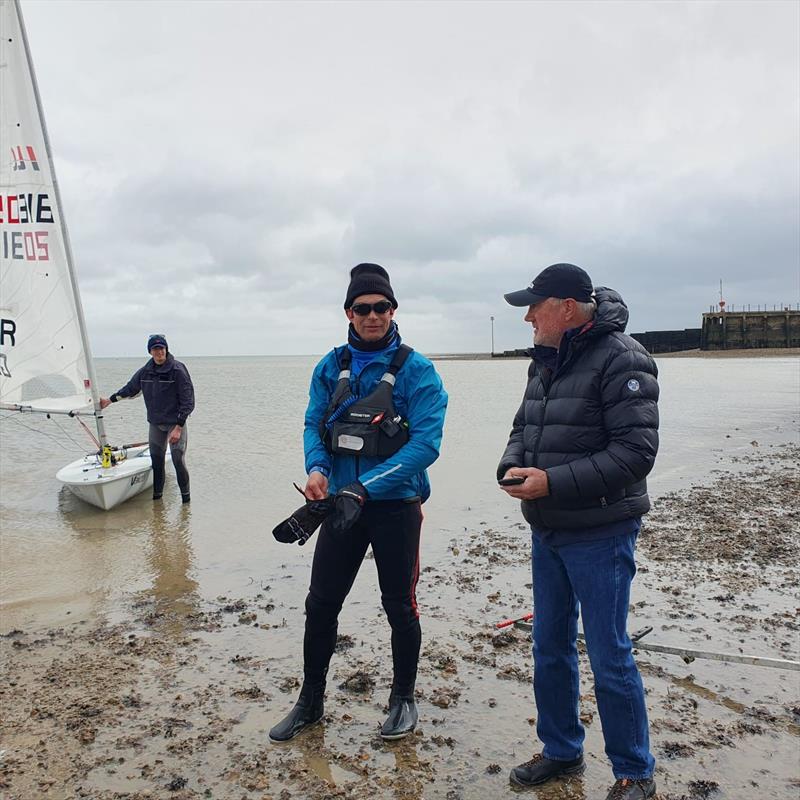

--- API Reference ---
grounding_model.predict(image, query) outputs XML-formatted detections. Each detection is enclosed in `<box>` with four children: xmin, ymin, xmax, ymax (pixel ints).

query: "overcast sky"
<box><xmin>21</xmin><ymin>0</ymin><xmax>800</xmax><ymax>356</ymax></box>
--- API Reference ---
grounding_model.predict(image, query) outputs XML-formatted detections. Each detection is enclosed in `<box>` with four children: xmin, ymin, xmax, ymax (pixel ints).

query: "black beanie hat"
<box><xmin>344</xmin><ymin>263</ymin><xmax>398</xmax><ymax>309</ymax></box>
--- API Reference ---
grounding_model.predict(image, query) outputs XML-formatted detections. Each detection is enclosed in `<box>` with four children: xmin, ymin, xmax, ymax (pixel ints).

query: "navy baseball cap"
<box><xmin>147</xmin><ymin>334</ymin><xmax>168</xmax><ymax>351</ymax></box>
<box><xmin>504</xmin><ymin>263</ymin><xmax>594</xmax><ymax>307</ymax></box>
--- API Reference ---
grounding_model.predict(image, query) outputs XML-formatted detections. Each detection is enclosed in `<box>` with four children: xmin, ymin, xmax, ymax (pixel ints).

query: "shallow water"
<box><xmin>1</xmin><ymin>355</ymin><xmax>797</xmax><ymax>630</ymax></box>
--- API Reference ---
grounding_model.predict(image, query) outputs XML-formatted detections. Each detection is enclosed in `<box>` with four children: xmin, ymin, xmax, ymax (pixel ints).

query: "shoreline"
<box><xmin>430</xmin><ymin>347</ymin><xmax>800</xmax><ymax>361</ymax></box>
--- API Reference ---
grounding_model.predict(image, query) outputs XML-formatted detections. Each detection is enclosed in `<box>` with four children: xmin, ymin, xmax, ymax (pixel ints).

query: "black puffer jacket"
<box><xmin>497</xmin><ymin>287</ymin><xmax>659</xmax><ymax>530</ymax></box>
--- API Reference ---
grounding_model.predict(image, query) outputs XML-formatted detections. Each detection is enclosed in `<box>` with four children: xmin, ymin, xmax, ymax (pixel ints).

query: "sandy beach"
<box><xmin>649</xmin><ymin>348</ymin><xmax>800</xmax><ymax>359</ymax></box>
<box><xmin>432</xmin><ymin>348</ymin><xmax>800</xmax><ymax>361</ymax></box>
<box><xmin>2</xmin><ymin>439</ymin><xmax>798</xmax><ymax>800</ymax></box>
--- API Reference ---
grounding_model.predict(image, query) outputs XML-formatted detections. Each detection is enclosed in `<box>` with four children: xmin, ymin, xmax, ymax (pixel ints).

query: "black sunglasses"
<box><xmin>351</xmin><ymin>301</ymin><xmax>393</xmax><ymax>316</ymax></box>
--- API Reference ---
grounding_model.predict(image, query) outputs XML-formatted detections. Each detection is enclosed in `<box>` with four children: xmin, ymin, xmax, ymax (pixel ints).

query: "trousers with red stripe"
<box><xmin>303</xmin><ymin>499</ymin><xmax>422</xmax><ymax>697</ymax></box>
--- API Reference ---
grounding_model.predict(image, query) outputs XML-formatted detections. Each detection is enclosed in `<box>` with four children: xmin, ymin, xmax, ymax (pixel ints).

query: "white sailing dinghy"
<box><xmin>0</xmin><ymin>0</ymin><xmax>160</xmax><ymax>510</ymax></box>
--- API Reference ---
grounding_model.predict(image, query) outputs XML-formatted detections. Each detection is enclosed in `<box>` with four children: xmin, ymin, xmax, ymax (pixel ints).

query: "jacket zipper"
<box><xmin>531</xmin><ymin>338</ymin><xmax>590</xmax><ymax>513</ymax></box>
<box><xmin>526</xmin><ymin>369</ymin><xmax>549</xmax><ymax>527</ymax></box>
<box><xmin>353</xmin><ymin>370</ymin><xmax>362</xmax><ymax>479</ymax></box>
<box><xmin>530</xmin><ymin>364</ymin><xmax>551</xmax><ymax>469</ymax></box>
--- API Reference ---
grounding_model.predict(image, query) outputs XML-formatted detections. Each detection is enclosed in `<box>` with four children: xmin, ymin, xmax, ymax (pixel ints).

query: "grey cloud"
<box><xmin>17</xmin><ymin>0</ymin><xmax>798</xmax><ymax>357</ymax></box>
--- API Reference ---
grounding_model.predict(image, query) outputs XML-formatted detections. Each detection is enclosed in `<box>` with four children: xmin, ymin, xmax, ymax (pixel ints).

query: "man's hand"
<box><xmin>327</xmin><ymin>481</ymin><xmax>368</xmax><ymax>536</ymax></box>
<box><xmin>168</xmin><ymin>425</ymin><xmax>182</xmax><ymax>445</ymax></box>
<box><xmin>500</xmin><ymin>467</ymin><xmax>550</xmax><ymax>500</ymax></box>
<box><xmin>305</xmin><ymin>471</ymin><xmax>329</xmax><ymax>500</ymax></box>
<box><xmin>99</xmin><ymin>397</ymin><xmax>112</xmax><ymax>410</ymax></box>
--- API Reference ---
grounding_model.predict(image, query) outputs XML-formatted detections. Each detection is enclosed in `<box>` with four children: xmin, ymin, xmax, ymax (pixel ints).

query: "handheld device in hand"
<box><xmin>498</xmin><ymin>476</ymin><xmax>526</xmax><ymax>486</ymax></box>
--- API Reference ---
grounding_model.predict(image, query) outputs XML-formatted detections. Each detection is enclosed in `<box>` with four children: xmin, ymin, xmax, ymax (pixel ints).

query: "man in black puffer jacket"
<box><xmin>498</xmin><ymin>264</ymin><xmax>658</xmax><ymax>800</ymax></box>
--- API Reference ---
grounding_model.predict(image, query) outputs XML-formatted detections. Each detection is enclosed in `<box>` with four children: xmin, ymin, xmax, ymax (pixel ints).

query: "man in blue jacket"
<box><xmin>100</xmin><ymin>334</ymin><xmax>195</xmax><ymax>503</ymax></box>
<box><xmin>498</xmin><ymin>264</ymin><xmax>659</xmax><ymax>800</ymax></box>
<box><xmin>269</xmin><ymin>263</ymin><xmax>448</xmax><ymax>743</ymax></box>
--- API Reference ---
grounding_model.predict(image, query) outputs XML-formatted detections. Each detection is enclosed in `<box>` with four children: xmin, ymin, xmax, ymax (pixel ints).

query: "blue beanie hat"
<box><xmin>147</xmin><ymin>334</ymin><xmax>168</xmax><ymax>352</ymax></box>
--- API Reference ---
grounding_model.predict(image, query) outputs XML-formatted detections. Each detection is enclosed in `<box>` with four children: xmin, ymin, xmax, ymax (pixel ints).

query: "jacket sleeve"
<box><xmin>175</xmin><ymin>363</ymin><xmax>195</xmax><ymax>426</ymax></box>
<box><xmin>303</xmin><ymin>356</ymin><xmax>334</xmax><ymax>476</ymax></box>
<box><xmin>357</xmin><ymin>359</ymin><xmax>448</xmax><ymax>499</ymax></box>
<box><xmin>496</xmin><ymin>361</ymin><xmax>534</xmax><ymax>479</ymax></box>
<box><xmin>546</xmin><ymin>347</ymin><xmax>659</xmax><ymax>501</ymax></box>
<box><xmin>114</xmin><ymin>366</ymin><xmax>144</xmax><ymax>399</ymax></box>
<box><xmin>496</xmin><ymin>396</ymin><xmax>526</xmax><ymax>480</ymax></box>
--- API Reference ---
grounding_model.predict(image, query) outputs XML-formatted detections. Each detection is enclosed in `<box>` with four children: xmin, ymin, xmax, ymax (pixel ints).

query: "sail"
<box><xmin>0</xmin><ymin>0</ymin><xmax>93</xmax><ymax>414</ymax></box>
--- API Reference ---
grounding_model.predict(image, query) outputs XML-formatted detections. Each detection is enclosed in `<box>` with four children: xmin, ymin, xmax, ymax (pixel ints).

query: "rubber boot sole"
<box><xmin>509</xmin><ymin>762</ymin><xmax>585</xmax><ymax>788</ymax></box>
<box><xmin>380</xmin><ymin>725</ymin><xmax>416</xmax><ymax>741</ymax></box>
<box><xmin>268</xmin><ymin>713</ymin><xmax>323</xmax><ymax>743</ymax></box>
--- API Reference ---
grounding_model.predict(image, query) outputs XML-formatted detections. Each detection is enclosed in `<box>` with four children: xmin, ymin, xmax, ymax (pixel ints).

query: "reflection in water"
<box><xmin>289</xmin><ymin>725</ymin><xmax>430</xmax><ymax>800</ymax></box>
<box><xmin>294</xmin><ymin>725</ymin><xmax>335</xmax><ymax>784</ymax></box>
<box><xmin>386</xmin><ymin>737</ymin><xmax>425</xmax><ymax>800</ymax></box>
<box><xmin>142</xmin><ymin>503</ymin><xmax>199</xmax><ymax>639</ymax></box>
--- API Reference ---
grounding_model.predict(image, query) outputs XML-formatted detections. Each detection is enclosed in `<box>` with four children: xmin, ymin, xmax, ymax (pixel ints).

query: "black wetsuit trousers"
<box><xmin>303</xmin><ymin>499</ymin><xmax>422</xmax><ymax>697</ymax></box>
<box><xmin>149</xmin><ymin>423</ymin><xmax>190</xmax><ymax>497</ymax></box>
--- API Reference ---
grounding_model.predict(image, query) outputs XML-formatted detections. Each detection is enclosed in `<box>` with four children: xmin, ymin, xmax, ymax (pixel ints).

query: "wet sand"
<box><xmin>652</xmin><ymin>348</ymin><xmax>800</xmax><ymax>359</ymax></box>
<box><xmin>2</xmin><ymin>444</ymin><xmax>798</xmax><ymax>799</ymax></box>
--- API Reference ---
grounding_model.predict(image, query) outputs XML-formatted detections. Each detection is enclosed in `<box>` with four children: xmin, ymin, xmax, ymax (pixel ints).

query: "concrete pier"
<box><xmin>701</xmin><ymin>310</ymin><xmax>800</xmax><ymax>350</ymax></box>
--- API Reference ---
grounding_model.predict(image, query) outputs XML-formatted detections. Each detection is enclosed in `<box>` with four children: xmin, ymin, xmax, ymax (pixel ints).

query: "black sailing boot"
<box><xmin>380</xmin><ymin>690</ymin><xmax>418</xmax><ymax>740</ymax></box>
<box><xmin>268</xmin><ymin>682</ymin><xmax>325</xmax><ymax>742</ymax></box>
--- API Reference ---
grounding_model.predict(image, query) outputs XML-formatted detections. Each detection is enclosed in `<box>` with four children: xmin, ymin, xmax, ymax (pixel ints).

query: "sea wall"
<box><xmin>701</xmin><ymin>310</ymin><xmax>800</xmax><ymax>350</ymax></box>
<box><xmin>630</xmin><ymin>328</ymin><xmax>701</xmax><ymax>354</ymax></box>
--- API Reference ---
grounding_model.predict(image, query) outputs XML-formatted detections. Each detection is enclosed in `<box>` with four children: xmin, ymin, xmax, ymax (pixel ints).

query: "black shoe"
<box><xmin>605</xmin><ymin>778</ymin><xmax>656</xmax><ymax>800</ymax></box>
<box><xmin>153</xmin><ymin>493</ymin><xmax>163</xmax><ymax>501</ymax></box>
<box><xmin>181</xmin><ymin>493</ymin><xmax>191</xmax><ymax>504</ymax></box>
<box><xmin>380</xmin><ymin>693</ymin><xmax>418</xmax><ymax>740</ymax></box>
<box><xmin>268</xmin><ymin>683</ymin><xmax>324</xmax><ymax>742</ymax></box>
<box><xmin>509</xmin><ymin>753</ymin><xmax>585</xmax><ymax>787</ymax></box>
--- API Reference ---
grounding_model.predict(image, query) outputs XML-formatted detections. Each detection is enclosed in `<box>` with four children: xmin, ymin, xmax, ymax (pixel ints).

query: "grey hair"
<box><xmin>576</xmin><ymin>298</ymin><xmax>597</xmax><ymax>320</ymax></box>
<box><xmin>552</xmin><ymin>297</ymin><xmax>597</xmax><ymax>321</ymax></box>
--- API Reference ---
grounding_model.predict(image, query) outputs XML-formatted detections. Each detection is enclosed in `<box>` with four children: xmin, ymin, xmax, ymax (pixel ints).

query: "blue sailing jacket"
<box><xmin>304</xmin><ymin>345</ymin><xmax>448</xmax><ymax>502</ymax></box>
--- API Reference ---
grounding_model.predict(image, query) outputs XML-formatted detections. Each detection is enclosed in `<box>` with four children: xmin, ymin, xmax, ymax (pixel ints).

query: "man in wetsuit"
<box><xmin>269</xmin><ymin>263</ymin><xmax>448</xmax><ymax>742</ymax></box>
<box><xmin>100</xmin><ymin>334</ymin><xmax>195</xmax><ymax>503</ymax></box>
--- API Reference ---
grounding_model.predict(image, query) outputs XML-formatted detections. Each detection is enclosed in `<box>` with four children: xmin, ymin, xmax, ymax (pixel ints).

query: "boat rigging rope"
<box><xmin>74</xmin><ymin>415</ymin><xmax>101</xmax><ymax>449</ymax></box>
<box><xmin>0</xmin><ymin>412</ymin><xmax>87</xmax><ymax>452</ymax></box>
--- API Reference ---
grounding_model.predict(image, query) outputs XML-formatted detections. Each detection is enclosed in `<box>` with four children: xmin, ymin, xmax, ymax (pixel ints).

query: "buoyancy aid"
<box><xmin>320</xmin><ymin>344</ymin><xmax>413</xmax><ymax>458</ymax></box>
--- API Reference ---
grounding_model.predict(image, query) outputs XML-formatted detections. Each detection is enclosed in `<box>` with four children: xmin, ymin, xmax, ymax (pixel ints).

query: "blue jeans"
<box><xmin>531</xmin><ymin>530</ymin><xmax>655</xmax><ymax>780</ymax></box>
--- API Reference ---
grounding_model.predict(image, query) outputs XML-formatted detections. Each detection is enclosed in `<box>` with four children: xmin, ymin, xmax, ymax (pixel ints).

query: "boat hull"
<box><xmin>56</xmin><ymin>446</ymin><xmax>171</xmax><ymax>511</ymax></box>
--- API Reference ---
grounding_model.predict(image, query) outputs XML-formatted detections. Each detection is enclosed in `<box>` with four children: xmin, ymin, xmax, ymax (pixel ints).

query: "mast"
<box><xmin>12</xmin><ymin>0</ymin><xmax>108</xmax><ymax>447</ymax></box>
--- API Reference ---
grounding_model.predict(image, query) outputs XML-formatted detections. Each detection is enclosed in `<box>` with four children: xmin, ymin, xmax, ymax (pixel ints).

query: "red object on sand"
<box><xmin>495</xmin><ymin>612</ymin><xmax>533</xmax><ymax>630</ymax></box>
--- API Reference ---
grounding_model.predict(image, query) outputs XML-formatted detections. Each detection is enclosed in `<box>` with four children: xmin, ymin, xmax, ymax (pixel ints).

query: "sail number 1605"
<box><xmin>1</xmin><ymin>230</ymin><xmax>50</xmax><ymax>262</ymax></box>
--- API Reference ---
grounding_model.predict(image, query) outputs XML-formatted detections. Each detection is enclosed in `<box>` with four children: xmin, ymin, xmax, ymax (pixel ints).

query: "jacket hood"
<box><xmin>587</xmin><ymin>286</ymin><xmax>629</xmax><ymax>336</ymax></box>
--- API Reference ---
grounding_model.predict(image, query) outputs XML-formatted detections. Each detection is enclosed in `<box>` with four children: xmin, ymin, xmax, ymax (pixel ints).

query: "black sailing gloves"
<box><xmin>272</xmin><ymin>481</ymin><xmax>368</xmax><ymax>545</ymax></box>
<box><xmin>273</xmin><ymin>497</ymin><xmax>335</xmax><ymax>546</ymax></box>
<box><xmin>327</xmin><ymin>481</ymin><xmax>368</xmax><ymax>537</ymax></box>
